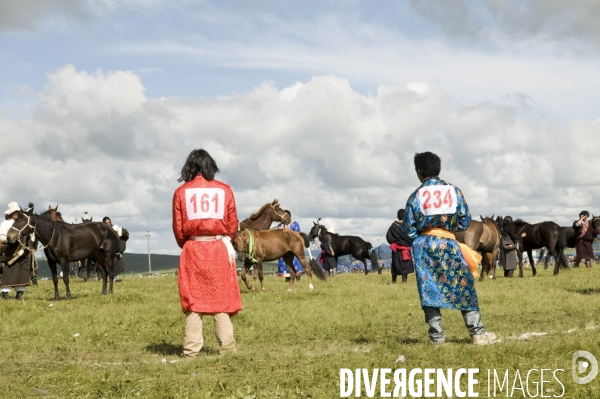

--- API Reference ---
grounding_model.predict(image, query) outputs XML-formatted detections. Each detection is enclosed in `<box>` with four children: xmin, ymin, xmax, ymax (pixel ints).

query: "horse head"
<box><xmin>591</xmin><ymin>214</ymin><xmax>600</xmax><ymax>229</ymax></box>
<box><xmin>44</xmin><ymin>204</ymin><xmax>65</xmax><ymax>222</ymax></box>
<box><xmin>308</xmin><ymin>220</ymin><xmax>323</xmax><ymax>241</ymax></box>
<box><xmin>232</xmin><ymin>230</ymin><xmax>250</xmax><ymax>261</ymax></box>
<box><xmin>270</xmin><ymin>201</ymin><xmax>291</xmax><ymax>225</ymax></box>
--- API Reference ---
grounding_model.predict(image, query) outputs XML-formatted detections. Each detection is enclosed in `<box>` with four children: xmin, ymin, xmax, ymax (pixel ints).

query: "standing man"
<box><xmin>277</xmin><ymin>210</ymin><xmax>304</xmax><ymax>281</ymax></box>
<box><xmin>573</xmin><ymin>211</ymin><xmax>598</xmax><ymax>268</ymax></box>
<box><xmin>320</xmin><ymin>227</ymin><xmax>338</xmax><ymax>277</ymax></box>
<box><xmin>401</xmin><ymin>152</ymin><xmax>496</xmax><ymax>345</ymax></box>
<box><xmin>386</xmin><ymin>209</ymin><xmax>414</xmax><ymax>283</ymax></box>
<box><xmin>0</xmin><ymin>202</ymin><xmax>32</xmax><ymax>300</ymax></box>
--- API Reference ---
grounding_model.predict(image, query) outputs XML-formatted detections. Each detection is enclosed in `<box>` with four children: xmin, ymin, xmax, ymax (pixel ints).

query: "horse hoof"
<box><xmin>287</xmin><ymin>288</ymin><xmax>293</xmax><ymax>292</ymax></box>
<box><xmin>53</xmin><ymin>297</ymin><xmax>60</xmax><ymax>301</ymax></box>
<box><xmin>260</xmin><ymin>288</ymin><xmax>266</xmax><ymax>292</ymax></box>
<box><xmin>308</xmin><ymin>284</ymin><xmax>314</xmax><ymax>290</ymax></box>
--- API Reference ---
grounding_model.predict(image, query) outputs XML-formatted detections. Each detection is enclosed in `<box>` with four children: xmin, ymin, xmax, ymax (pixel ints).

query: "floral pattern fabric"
<box><xmin>401</xmin><ymin>177</ymin><xmax>479</xmax><ymax>311</ymax></box>
<box><xmin>277</xmin><ymin>221</ymin><xmax>305</xmax><ymax>276</ymax></box>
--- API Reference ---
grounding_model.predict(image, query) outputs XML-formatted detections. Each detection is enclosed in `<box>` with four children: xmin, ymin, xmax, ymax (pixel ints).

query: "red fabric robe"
<box><xmin>172</xmin><ymin>175</ymin><xmax>242</xmax><ymax>315</ymax></box>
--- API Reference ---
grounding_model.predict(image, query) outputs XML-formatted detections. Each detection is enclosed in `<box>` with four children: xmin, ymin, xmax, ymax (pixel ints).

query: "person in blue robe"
<box><xmin>277</xmin><ymin>210</ymin><xmax>304</xmax><ymax>281</ymax></box>
<box><xmin>401</xmin><ymin>151</ymin><xmax>496</xmax><ymax>345</ymax></box>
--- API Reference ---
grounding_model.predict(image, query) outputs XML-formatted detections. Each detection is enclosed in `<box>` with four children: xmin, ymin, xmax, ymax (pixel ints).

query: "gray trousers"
<box><xmin>423</xmin><ymin>306</ymin><xmax>485</xmax><ymax>341</ymax></box>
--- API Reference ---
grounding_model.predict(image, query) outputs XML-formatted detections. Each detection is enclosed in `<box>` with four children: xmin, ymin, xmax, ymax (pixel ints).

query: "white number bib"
<box><xmin>185</xmin><ymin>188</ymin><xmax>225</xmax><ymax>220</ymax></box>
<box><xmin>418</xmin><ymin>185</ymin><xmax>458</xmax><ymax>216</ymax></box>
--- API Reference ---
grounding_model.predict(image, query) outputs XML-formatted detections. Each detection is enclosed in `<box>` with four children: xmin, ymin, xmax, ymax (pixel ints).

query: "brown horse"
<box><xmin>456</xmin><ymin>216</ymin><xmax>500</xmax><ymax>280</ymax></box>
<box><xmin>233</xmin><ymin>229</ymin><xmax>326</xmax><ymax>292</ymax></box>
<box><xmin>237</xmin><ymin>199</ymin><xmax>291</xmax><ymax>290</ymax></box>
<box><xmin>238</xmin><ymin>199</ymin><xmax>291</xmax><ymax>230</ymax></box>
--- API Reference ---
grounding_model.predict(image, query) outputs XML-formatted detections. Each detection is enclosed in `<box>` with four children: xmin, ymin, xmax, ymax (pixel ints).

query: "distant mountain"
<box><xmin>34</xmin><ymin>244</ymin><xmax>393</xmax><ymax>277</ymax></box>
<box><xmin>35</xmin><ymin>253</ymin><xmax>180</xmax><ymax>277</ymax></box>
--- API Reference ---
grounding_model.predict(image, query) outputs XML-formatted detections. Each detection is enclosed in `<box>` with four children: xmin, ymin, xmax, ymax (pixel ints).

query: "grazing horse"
<box><xmin>511</xmin><ymin>218</ymin><xmax>568</xmax><ymax>277</ymax></box>
<box><xmin>233</xmin><ymin>228</ymin><xmax>326</xmax><ymax>291</ymax></box>
<box><xmin>6</xmin><ymin>206</ymin><xmax>122</xmax><ymax>299</ymax></box>
<box><xmin>308</xmin><ymin>220</ymin><xmax>379</xmax><ymax>275</ymax></box>
<box><xmin>455</xmin><ymin>216</ymin><xmax>500</xmax><ymax>280</ymax></box>
<box><xmin>238</xmin><ymin>200</ymin><xmax>291</xmax><ymax>291</ymax></box>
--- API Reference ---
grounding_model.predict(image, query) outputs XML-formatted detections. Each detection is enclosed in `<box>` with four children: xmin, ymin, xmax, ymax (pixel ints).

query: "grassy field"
<box><xmin>1</xmin><ymin>265</ymin><xmax>599</xmax><ymax>398</ymax></box>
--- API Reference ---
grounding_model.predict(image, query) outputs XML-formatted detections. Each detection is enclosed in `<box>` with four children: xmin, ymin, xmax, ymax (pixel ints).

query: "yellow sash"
<box><xmin>422</xmin><ymin>228</ymin><xmax>481</xmax><ymax>278</ymax></box>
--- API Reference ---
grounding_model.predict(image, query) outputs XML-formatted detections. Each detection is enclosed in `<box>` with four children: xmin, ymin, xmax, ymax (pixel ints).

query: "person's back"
<box><xmin>401</xmin><ymin>151</ymin><xmax>495</xmax><ymax>345</ymax></box>
<box><xmin>172</xmin><ymin>149</ymin><xmax>242</xmax><ymax>357</ymax></box>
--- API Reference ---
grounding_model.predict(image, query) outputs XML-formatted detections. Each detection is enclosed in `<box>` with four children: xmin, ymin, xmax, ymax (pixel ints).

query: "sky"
<box><xmin>1</xmin><ymin>0</ymin><xmax>599</xmax><ymax>254</ymax></box>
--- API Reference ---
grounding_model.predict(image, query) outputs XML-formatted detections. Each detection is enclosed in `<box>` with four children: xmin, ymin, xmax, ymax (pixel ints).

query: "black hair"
<box><xmin>178</xmin><ymin>149</ymin><xmax>219</xmax><ymax>182</ymax></box>
<box><xmin>102</xmin><ymin>217</ymin><xmax>111</xmax><ymax>223</ymax></box>
<box><xmin>580</xmin><ymin>210</ymin><xmax>589</xmax><ymax>217</ymax></box>
<box><xmin>397</xmin><ymin>209</ymin><xmax>405</xmax><ymax>220</ymax></box>
<box><xmin>414</xmin><ymin>152</ymin><xmax>441</xmax><ymax>179</ymax></box>
<box><xmin>284</xmin><ymin>210</ymin><xmax>291</xmax><ymax>216</ymax></box>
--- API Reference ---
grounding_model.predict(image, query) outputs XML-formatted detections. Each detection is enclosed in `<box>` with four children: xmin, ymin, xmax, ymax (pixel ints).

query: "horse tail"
<box><xmin>556</xmin><ymin>228</ymin><xmax>569</xmax><ymax>268</ymax></box>
<box><xmin>299</xmin><ymin>232</ymin><xmax>310</xmax><ymax>248</ymax></box>
<box><xmin>309</xmin><ymin>258</ymin><xmax>327</xmax><ymax>281</ymax></box>
<box><xmin>370</xmin><ymin>248</ymin><xmax>379</xmax><ymax>273</ymax></box>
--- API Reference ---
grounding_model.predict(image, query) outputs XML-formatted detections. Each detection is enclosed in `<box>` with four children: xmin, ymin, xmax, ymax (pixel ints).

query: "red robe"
<box><xmin>172</xmin><ymin>175</ymin><xmax>242</xmax><ymax>315</ymax></box>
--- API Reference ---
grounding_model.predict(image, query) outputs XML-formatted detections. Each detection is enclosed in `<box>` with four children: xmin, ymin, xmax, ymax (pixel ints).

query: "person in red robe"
<box><xmin>172</xmin><ymin>149</ymin><xmax>242</xmax><ymax>357</ymax></box>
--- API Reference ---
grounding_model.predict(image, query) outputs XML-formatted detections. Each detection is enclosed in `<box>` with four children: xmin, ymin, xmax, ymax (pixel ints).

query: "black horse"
<box><xmin>308</xmin><ymin>220</ymin><xmax>378</xmax><ymax>275</ymax></box>
<box><xmin>511</xmin><ymin>218</ymin><xmax>569</xmax><ymax>277</ymax></box>
<box><xmin>77</xmin><ymin>216</ymin><xmax>128</xmax><ymax>281</ymax></box>
<box><xmin>539</xmin><ymin>215</ymin><xmax>600</xmax><ymax>267</ymax></box>
<box><xmin>7</xmin><ymin>206</ymin><xmax>122</xmax><ymax>299</ymax></box>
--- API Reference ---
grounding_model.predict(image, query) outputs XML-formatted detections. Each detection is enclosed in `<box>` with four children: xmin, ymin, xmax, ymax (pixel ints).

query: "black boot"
<box><xmin>1</xmin><ymin>292</ymin><xmax>9</xmax><ymax>300</ymax></box>
<box><xmin>15</xmin><ymin>291</ymin><xmax>24</xmax><ymax>300</ymax></box>
<box><xmin>32</xmin><ymin>277</ymin><xmax>38</xmax><ymax>286</ymax></box>
<box><xmin>401</xmin><ymin>275</ymin><xmax>408</xmax><ymax>284</ymax></box>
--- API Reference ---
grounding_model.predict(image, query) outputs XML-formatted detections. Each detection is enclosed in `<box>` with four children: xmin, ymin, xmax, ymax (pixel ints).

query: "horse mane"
<box><xmin>249</xmin><ymin>203</ymin><xmax>271</xmax><ymax>220</ymax></box>
<box><xmin>319</xmin><ymin>224</ymin><xmax>339</xmax><ymax>237</ymax></box>
<box><xmin>514</xmin><ymin>218</ymin><xmax>527</xmax><ymax>225</ymax></box>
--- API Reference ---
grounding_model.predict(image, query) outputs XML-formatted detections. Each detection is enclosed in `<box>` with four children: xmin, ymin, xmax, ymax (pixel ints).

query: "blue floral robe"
<box><xmin>401</xmin><ymin>177</ymin><xmax>479</xmax><ymax>311</ymax></box>
<box><xmin>277</xmin><ymin>221</ymin><xmax>304</xmax><ymax>276</ymax></box>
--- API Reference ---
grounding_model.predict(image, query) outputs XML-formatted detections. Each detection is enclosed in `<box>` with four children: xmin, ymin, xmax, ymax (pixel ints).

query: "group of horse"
<box><xmin>232</xmin><ymin>200</ymin><xmax>600</xmax><ymax>292</ymax></box>
<box><xmin>453</xmin><ymin>215</ymin><xmax>600</xmax><ymax>280</ymax></box>
<box><xmin>232</xmin><ymin>199</ymin><xmax>378</xmax><ymax>292</ymax></box>
<box><xmin>6</xmin><ymin>199</ymin><xmax>595</xmax><ymax>298</ymax></box>
<box><xmin>6</xmin><ymin>204</ymin><xmax>128</xmax><ymax>300</ymax></box>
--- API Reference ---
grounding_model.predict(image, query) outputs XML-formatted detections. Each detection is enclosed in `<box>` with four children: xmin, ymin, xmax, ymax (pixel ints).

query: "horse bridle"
<box><xmin>9</xmin><ymin>212</ymin><xmax>57</xmax><ymax>251</ymax></box>
<box><xmin>270</xmin><ymin>204</ymin><xmax>289</xmax><ymax>223</ymax></box>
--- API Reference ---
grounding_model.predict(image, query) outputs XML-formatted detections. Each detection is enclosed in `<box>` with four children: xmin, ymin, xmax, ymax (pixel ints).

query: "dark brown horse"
<box><xmin>511</xmin><ymin>218</ymin><xmax>568</xmax><ymax>277</ymax></box>
<box><xmin>455</xmin><ymin>216</ymin><xmax>500</xmax><ymax>280</ymax></box>
<box><xmin>237</xmin><ymin>200</ymin><xmax>291</xmax><ymax>290</ymax></box>
<box><xmin>308</xmin><ymin>220</ymin><xmax>378</xmax><ymax>275</ymax></box>
<box><xmin>233</xmin><ymin>229</ymin><xmax>326</xmax><ymax>291</ymax></box>
<box><xmin>7</xmin><ymin>206</ymin><xmax>122</xmax><ymax>299</ymax></box>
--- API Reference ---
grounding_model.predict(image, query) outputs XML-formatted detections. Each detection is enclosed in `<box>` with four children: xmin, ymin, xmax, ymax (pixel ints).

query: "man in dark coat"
<box><xmin>319</xmin><ymin>228</ymin><xmax>338</xmax><ymax>277</ymax></box>
<box><xmin>500</xmin><ymin>216</ymin><xmax>518</xmax><ymax>277</ymax></box>
<box><xmin>386</xmin><ymin>209</ymin><xmax>414</xmax><ymax>283</ymax></box>
<box><xmin>573</xmin><ymin>210</ymin><xmax>598</xmax><ymax>268</ymax></box>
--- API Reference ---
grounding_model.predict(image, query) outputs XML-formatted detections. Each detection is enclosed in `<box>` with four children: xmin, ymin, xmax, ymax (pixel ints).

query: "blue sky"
<box><xmin>1</xmin><ymin>1</ymin><xmax>599</xmax><ymax>254</ymax></box>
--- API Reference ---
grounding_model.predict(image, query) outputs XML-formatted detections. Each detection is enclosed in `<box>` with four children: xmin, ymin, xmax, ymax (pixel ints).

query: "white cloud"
<box><xmin>1</xmin><ymin>66</ymin><xmax>597</xmax><ymax>254</ymax></box>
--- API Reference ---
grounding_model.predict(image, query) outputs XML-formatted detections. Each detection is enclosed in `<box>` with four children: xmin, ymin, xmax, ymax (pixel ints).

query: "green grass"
<box><xmin>1</xmin><ymin>266</ymin><xmax>599</xmax><ymax>398</ymax></box>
